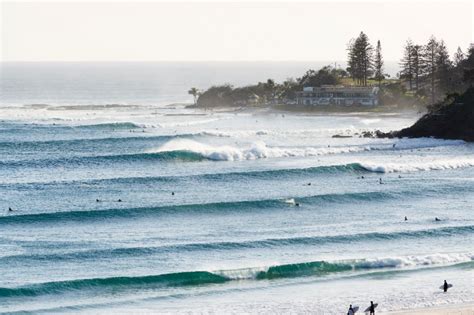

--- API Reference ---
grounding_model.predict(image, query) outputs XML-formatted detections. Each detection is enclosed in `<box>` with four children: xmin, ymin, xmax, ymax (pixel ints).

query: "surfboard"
<box><xmin>439</xmin><ymin>284</ymin><xmax>453</xmax><ymax>290</ymax></box>
<box><xmin>364</xmin><ymin>303</ymin><xmax>378</xmax><ymax>313</ymax></box>
<box><xmin>353</xmin><ymin>306</ymin><xmax>359</xmax><ymax>313</ymax></box>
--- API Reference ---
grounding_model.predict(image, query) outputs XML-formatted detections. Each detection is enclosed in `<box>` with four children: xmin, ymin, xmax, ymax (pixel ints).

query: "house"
<box><xmin>296</xmin><ymin>85</ymin><xmax>379</xmax><ymax>106</ymax></box>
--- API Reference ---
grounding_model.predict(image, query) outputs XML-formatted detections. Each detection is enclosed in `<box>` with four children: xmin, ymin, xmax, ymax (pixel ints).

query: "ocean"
<box><xmin>0</xmin><ymin>62</ymin><xmax>473</xmax><ymax>314</ymax></box>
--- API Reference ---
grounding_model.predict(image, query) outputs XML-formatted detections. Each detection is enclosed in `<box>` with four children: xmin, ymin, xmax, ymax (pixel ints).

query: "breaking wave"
<box><xmin>1</xmin><ymin>253</ymin><xmax>471</xmax><ymax>297</ymax></box>
<box><xmin>153</xmin><ymin>139</ymin><xmax>370</xmax><ymax>161</ymax></box>
<box><xmin>358</xmin><ymin>159</ymin><xmax>474</xmax><ymax>173</ymax></box>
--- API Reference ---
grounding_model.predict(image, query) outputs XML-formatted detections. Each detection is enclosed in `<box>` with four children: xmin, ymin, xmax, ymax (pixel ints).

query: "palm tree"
<box><xmin>188</xmin><ymin>87</ymin><xmax>200</xmax><ymax>105</ymax></box>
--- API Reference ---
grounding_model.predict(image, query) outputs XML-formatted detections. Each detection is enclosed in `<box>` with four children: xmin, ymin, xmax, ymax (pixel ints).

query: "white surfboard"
<box><xmin>439</xmin><ymin>284</ymin><xmax>453</xmax><ymax>290</ymax></box>
<box><xmin>364</xmin><ymin>303</ymin><xmax>378</xmax><ymax>313</ymax></box>
<box><xmin>347</xmin><ymin>306</ymin><xmax>359</xmax><ymax>315</ymax></box>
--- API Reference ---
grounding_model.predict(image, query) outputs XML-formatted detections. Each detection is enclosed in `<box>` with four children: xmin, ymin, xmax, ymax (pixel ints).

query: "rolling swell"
<box><xmin>2</xmin><ymin>226</ymin><xmax>473</xmax><ymax>263</ymax></box>
<box><xmin>0</xmin><ymin>134</ymin><xmax>194</xmax><ymax>149</ymax></box>
<box><xmin>0</xmin><ymin>190</ymin><xmax>395</xmax><ymax>225</ymax></box>
<box><xmin>0</xmin><ymin>272</ymin><xmax>228</xmax><ymax>298</ymax></box>
<box><xmin>74</xmin><ymin>122</ymin><xmax>144</xmax><ymax>130</ymax></box>
<box><xmin>0</xmin><ymin>150</ymin><xmax>207</xmax><ymax>168</ymax></box>
<box><xmin>1</xmin><ymin>254</ymin><xmax>471</xmax><ymax>298</ymax></box>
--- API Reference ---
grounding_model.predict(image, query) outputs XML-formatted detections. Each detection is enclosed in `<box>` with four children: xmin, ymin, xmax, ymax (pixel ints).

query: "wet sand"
<box><xmin>386</xmin><ymin>303</ymin><xmax>474</xmax><ymax>315</ymax></box>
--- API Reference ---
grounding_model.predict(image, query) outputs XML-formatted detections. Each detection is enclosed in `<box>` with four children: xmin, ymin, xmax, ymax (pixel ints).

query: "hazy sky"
<box><xmin>1</xmin><ymin>0</ymin><xmax>473</xmax><ymax>62</ymax></box>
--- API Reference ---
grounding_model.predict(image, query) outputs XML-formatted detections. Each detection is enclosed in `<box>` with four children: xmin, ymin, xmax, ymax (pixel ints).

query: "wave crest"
<box><xmin>1</xmin><ymin>253</ymin><xmax>471</xmax><ymax>297</ymax></box>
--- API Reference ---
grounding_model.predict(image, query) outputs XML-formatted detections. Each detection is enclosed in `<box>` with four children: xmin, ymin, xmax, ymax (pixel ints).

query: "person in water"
<box><xmin>347</xmin><ymin>304</ymin><xmax>355</xmax><ymax>315</ymax></box>
<box><xmin>405</xmin><ymin>216</ymin><xmax>408</xmax><ymax>221</ymax></box>
<box><xmin>369</xmin><ymin>301</ymin><xmax>376</xmax><ymax>315</ymax></box>
<box><xmin>8</xmin><ymin>207</ymin><xmax>13</xmax><ymax>212</ymax></box>
<box><xmin>379</xmin><ymin>178</ymin><xmax>383</xmax><ymax>184</ymax></box>
<box><xmin>435</xmin><ymin>217</ymin><xmax>441</xmax><ymax>221</ymax></box>
<box><xmin>443</xmin><ymin>280</ymin><xmax>449</xmax><ymax>292</ymax></box>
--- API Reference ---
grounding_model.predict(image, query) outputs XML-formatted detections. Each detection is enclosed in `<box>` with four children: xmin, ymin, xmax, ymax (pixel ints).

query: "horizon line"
<box><xmin>0</xmin><ymin>60</ymin><xmax>400</xmax><ymax>63</ymax></box>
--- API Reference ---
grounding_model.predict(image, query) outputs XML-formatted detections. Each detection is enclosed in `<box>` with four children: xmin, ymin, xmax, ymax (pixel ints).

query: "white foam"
<box><xmin>153</xmin><ymin>139</ymin><xmax>368</xmax><ymax>161</ymax></box>
<box><xmin>359</xmin><ymin>158</ymin><xmax>474</xmax><ymax>173</ymax></box>
<box><xmin>212</xmin><ymin>253</ymin><xmax>473</xmax><ymax>281</ymax></box>
<box><xmin>353</xmin><ymin>252</ymin><xmax>474</xmax><ymax>269</ymax></box>
<box><xmin>156</xmin><ymin>118</ymin><xmax>221</xmax><ymax>128</ymax></box>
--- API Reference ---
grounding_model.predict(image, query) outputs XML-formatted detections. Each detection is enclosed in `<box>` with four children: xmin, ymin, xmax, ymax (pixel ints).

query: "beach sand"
<box><xmin>385</xmin><ymin>303</ymin><xmax>474</xmax><ymax>315</ymax></box>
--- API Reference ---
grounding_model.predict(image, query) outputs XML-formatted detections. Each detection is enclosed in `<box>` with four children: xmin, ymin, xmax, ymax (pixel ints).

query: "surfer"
<box><xmin>96</xmin><ymin>199</ymin><xmax>100</xmax><ymax>202</ymax></box>
<box><xmin>347</xmin><ymin>305</ymin><xmax>355</xmax><ymax>315</ymax></box>
<box><xmin>435</xmin><ymin>217</ymin><xmax>441</xmax><ymax>221</ymax></box>
<box><xmin>443</xmin><ymin>280</ymin><xmax>449</xmax><ymax>292</ymax></box>
<box><xmin>379</xmin><ymin>178</ymin><xmax>383</xmax><ymax>184</ymax></box>
<box><xmin>8</xmin><ymin>207</ymin><xmax>13</xmax><ymax>212</ymax></box>
<box><xmin>405</xmin><ymin>216</ymin><xmax>408</xmax><ymax>221</ymax></box>
<box><xmin>171</xmin><ymin>192</ymin><xmax>175</xmax><ymax>196</ymax></box>
<box><xmin>118</xmin><ymin>199</ymin><xmax>122</xmax><ymax>202</ymax></box>
<box><xmin>369</xmin><ymin>301</ymin><xmax>376</xmax><ymax>315</ymax></box>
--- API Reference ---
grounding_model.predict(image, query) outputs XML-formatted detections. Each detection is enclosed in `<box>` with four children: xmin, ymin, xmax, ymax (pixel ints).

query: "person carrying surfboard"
<box><xmin>347</xmin><ymin>304</ymin><xmax>354</xmax><ymax>315</ymax></box>
<box><xmin>369</xmin><ymin>301</ymin><xmax>376</xmax><ymax>315</ymax></box>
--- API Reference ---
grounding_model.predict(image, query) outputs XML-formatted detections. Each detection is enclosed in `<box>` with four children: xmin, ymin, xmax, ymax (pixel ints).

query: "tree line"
<box><xmin>192</xmin><ymin>66</ymin><xmax>347</xmax><ymax>107</ymax></box>
<box><xmin>400</xmin><ymin>36</ymin><xmax>471</xmax><ymax>103</ymax></box>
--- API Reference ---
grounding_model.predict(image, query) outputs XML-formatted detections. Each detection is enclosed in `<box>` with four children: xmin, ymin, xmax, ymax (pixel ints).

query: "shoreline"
<box><xmin>385</xmin><ymin>303</ymin><xmax>474</xmax><ymax>315</ymax></box>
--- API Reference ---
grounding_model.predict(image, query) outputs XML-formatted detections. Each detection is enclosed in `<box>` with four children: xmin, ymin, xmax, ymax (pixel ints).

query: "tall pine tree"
<box><xmin>374</xmin><ymin>40</ymin><xmax>384</xmax><ymax>87</ymax></box>
<box><xmin>400</xmin><ymin>39</ymin><xmax>414</xmax><ymax>90</ymax></box>
<box><xmin>453</xmin><ymin>47</ymin><xmax>465</xmax><ymax>66</ymax></box>
<box><xmin>411</xmin><ymin>44</ymin><xmax>423</xmax><ymax>92</ymax></box>
<box><xmin>436</xmin><ymin>40</ymin><xmax>453</xmax><ymax>94</ymax></box>
<box><xmin>347</xmin><ymin>32</ymin><xmax>373</xmax><ymax>86</ymax></box>
<box><xmin>422</xmin><ymin>36</ymin><xmax>439</xmax><ymax>103</ymax></box>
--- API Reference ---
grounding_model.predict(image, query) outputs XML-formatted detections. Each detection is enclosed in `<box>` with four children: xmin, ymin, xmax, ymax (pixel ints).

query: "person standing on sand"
<box><xmin>443</xmin><ymin>280</ymin><xmax>449</xmax><ymax>292</ymax></box>
<box><xmin>369</xmin><ymin>301</ymin><xmax>375</xmax><ymax>315</ymax></box>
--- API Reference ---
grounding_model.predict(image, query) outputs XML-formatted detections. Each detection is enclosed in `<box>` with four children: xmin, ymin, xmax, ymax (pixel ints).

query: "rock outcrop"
<box><xmin>385</xmin><ymin>87</ymin><xmax>474</xmax><ymax>142</ymax></box>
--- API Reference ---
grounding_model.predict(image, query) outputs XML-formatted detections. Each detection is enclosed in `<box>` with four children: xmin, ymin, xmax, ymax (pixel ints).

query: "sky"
<box><xmin>1</xmin><ymin>0</ymin><xmax>473</xmax><ymax>62</ymax></box>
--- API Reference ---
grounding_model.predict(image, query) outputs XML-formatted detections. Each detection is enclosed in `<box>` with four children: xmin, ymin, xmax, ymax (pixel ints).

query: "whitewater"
<box><xmin>1</xmin><ymin>63</ymin><xmax>473</xmax><ymax>314</ymax></box>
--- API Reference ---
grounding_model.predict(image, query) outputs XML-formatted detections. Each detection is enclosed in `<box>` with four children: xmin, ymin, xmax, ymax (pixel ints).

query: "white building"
<box><xmin>296</xmin><ymin>85</ymin><xmax>379</xmax><ymax>106</ymax></box>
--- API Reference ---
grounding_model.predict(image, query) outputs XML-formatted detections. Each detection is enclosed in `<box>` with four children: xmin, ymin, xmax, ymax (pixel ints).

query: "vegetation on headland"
<box><xmin>378</xmin><ymin>46</ymin><xmax>474</xmax><ymax>142</ymax></box>
<box><xmin>388</xmin><ymin>87</ymin><xmax>474</xmax><ymax>142</ymax></box>
<box><xmin>190</xmin><ymin>32</ymin><xmax>473</xmax><ymax>113</ymax></box>
<box><xmin>192</xmin><ymin>66</ymin><xmax>345</xmax><ymax>108</ymax></box>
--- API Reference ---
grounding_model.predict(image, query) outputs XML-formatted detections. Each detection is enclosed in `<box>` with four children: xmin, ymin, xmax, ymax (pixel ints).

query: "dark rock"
<box><xmin>378</xmin><ymin>87</ymin><xmax>474</xmax><ymax>142</ymax></box>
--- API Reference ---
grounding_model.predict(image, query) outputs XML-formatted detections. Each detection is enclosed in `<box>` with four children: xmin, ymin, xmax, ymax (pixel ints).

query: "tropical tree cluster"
<box><xmin>347</xmin><ymin>32</ymin><xmax>384</xmax><ymax>87</ymax></box>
